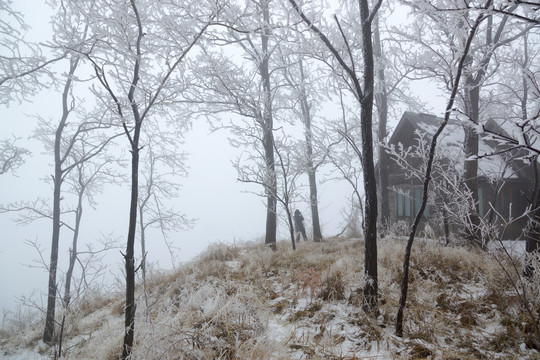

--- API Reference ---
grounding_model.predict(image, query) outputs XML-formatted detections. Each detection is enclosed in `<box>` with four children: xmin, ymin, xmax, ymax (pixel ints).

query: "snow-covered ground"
<box><xmin>2</xmin><ymin>238</ymin><xmax>539</xmax><ymax>359</ymax></box>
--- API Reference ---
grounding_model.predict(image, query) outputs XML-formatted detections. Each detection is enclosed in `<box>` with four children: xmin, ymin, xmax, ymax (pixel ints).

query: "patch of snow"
<box><xmin>1</xmin><ymin>348</ymin><xmax>48</xmax><ymax>360</ymax></box>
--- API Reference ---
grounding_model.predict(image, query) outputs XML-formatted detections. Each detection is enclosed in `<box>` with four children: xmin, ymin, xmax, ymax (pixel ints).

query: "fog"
<box><xmin>0</xmin><ymin>0</ymin><xmax>450</xmax><ymax>315</ymax></box>
<box><xmin>0</xmin><ymin>92</ymin><xmax>354</xmax><ymax>313</ymax></box>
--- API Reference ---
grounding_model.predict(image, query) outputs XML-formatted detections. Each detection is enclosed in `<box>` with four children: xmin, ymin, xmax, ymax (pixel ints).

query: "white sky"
<box><xmin>0</xmin><ymin>1</ymin><xmax>448</xmax><ymax>313</ymax></box>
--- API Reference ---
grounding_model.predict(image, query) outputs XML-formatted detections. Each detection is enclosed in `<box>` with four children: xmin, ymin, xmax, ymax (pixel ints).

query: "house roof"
<box><xmin>388</xmin><ymin>112</ymin><xmax>532</xmax><ymax>181</ymax></box>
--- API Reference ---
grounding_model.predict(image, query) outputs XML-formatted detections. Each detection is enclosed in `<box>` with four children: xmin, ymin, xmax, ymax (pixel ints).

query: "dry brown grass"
<box><xmin>2</xmin><ymin>237</ymin><xmax>539</xmax><ymax>359</ymax></box>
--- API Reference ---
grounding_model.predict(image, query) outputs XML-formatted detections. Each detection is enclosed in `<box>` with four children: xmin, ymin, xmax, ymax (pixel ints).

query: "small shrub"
<box><xmin>318</xmin><ymin>271</ymin><xmax>345</xmax><ymax>301</ymax></box>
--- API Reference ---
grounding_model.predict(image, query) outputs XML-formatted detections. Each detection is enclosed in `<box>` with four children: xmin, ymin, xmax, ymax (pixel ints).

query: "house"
<box><xmin>386</xmin><ymin>111</ymin><xmax>535</xmax><ymax>240</ymax></box>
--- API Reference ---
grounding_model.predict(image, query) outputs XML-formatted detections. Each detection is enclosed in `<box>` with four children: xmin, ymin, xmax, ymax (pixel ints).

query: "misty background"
<box><xmin>0</xmin><ymin>0</ymin><xmax>447</xmax><ymax>314</ymax></box>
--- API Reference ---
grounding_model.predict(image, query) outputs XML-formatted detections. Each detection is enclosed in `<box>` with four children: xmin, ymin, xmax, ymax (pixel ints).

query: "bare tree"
<box><xmin>289</xmin><ymin>0</ymin><xmax>382</xmax><ymax>312</ymax></box>
<box><xmin>281</xmin><ymin>54</ymin><xmax>327</xmax><ymax>242</ymax></box>
<box><xmin>185</xmin><ymin>0</ymin><xmax>294</xmax><ymax>250</ymax></box>
<box><xmin>35</xmin><ymin>12</ymin><xmax>114</xmax><ymax>342</ymax></box>
<box><xmin>81</xmin><ymin>0</ymin><xmax>219</xmax><ymax>356</ymax></box>
<box><xmin>137</xmin><ymin>139</ymin><xmax>193</xmax><ymax>288</ymax></box>
<box><xmin>61</xmin><ymin>147</ymin><xmax>121</xmax><ymax>310</ymax></box>
<box><xmin>397</xmin><ymin>0</ymin><xmax>536</xmax><ymax>246</ymax></box>
<box><xmin>272</xmin><ymin>134</ymin><xmax>303</xmax><ymax>249</ymax></box>
<box><xmin>395</xmin><ymin>2</ymin><xmax>490</xmax><ymax>337</ymax></box>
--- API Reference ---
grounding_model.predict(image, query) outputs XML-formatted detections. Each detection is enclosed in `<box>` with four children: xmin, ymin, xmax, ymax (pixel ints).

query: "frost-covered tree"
<box><xmin>186</xmin><ymin>0</ymin><xmax>290</xmax><ymax>250</ymax></box>
<box><xmin>478</xmin><ymin>36</ymin><xmax>540</xmax><ymax>275</ymax></box>
<box><xmin>137</xmin><ymin>138</ymin><xmax>193</xmax><ymax>283</ymax></box>
<box><xmin>79</xmin><ymin>0</ymin><xmax>219</xmax><ymax>356</ymax></box>
<box><xmin>273</xmin><ymin>133</ymin><xmax>304</xmax><ymax>249</ymax></box>
<box><xmin>18</xmin><ymin>2</ymin><xmax>120</xmax><ymax>344</ymax></box>
<box><xmin>0</xmin><ymin>0</ymin><xmax>65</xmax><ymax>177</ymax></box>
<box><xmin>396</xmin><ymin>0</ymin><xmax>537</xmax><ymax>244</ymax></box>
<box><xmin>289</xmin><ymin>0</ymin><xmax>382</xmax><ymax>313</ymax></box>
<box><xmin>281</xmin><ymin>54</ymin><xmax>329</xmax><ymax>242</ymax></box>
<box><xmin>393</xmin><ymin>4</ymin><xmax>490</xmax><ymax>335</ymax></box>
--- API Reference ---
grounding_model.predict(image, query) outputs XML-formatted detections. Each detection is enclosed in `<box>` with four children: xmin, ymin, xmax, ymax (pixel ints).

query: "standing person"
<box><xmin>294</xmin><ymin>209</ymin><xmax>308</xmax><ymax>242</ymax></box>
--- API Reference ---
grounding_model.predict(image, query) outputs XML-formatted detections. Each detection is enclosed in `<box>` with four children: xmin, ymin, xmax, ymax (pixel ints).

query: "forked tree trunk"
<box><xmin>43</xmin><ymin>55</ymin><xmax>80</xmax><ymax>344</ymax></box>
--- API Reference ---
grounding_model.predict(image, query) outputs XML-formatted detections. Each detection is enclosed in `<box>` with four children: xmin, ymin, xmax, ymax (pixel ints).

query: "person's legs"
<box><xmin>301</xmin><ymin>228</ymin><xmax>308</xmax><ymax>241</ymax></box>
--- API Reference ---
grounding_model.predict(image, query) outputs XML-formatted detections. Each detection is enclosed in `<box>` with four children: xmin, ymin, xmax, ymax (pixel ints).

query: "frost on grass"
<box><xmin>1</xmin><ymin>238</ymin><xmax>539</xmax><ymax>359</ymax></box>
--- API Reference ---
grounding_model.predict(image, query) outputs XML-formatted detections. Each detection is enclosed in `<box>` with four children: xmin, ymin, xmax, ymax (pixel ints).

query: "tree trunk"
<box><xmin>359</xmin><ymin>0</ymin><xmax>378</xmax><ymax>313</ymax></box>
<box><xmin>521</xmin><ymin>34</ymin><xmax>538</xmax><ymax>279</ymax></box>
<box><xmin>463</xmin><ymin>76</ymin><xmax>481</xmax><ymax>245</ymax></box>
<box><xmin>139</xmin><ymin>200</ymin><xmax>148</xmax><ymax>280</ymax></box>
<box><xmin>63</xmin><ymin>191</ymin><xmax>83</xmax><ymax>308</ymax></box>
<box><xmin>43</xmin><ymin>164</ymin><xmax>62</xmax><ymax>344</ymax></box>
<box><xmin>524</xmin><ymin>160</ymin><xmax>540</xmax><ymax>279</ymax></box>
<box><xmin>298</xmin><ymin>60</ymin><xmax>323</xmax><ymax>242</ymax></box>
<box><xmin>288</xmin><ymin>0</ymin><xmax>379</xmax><ymax>313</ymax></box>
<box><xmin>260</xmin><ymin>0</ymin><xmax>277</xmax><ymax>250</ymax></box>
<box><xmin>122</xmin><ymin>139</ymin><xmax>140</xmax><ymax>358</ymax></box>
<box><xmin>43</xmin><ymin>55</ymin><xmax>79</xmax><ymax>344</ymax></box>
<box><xmin>373</xmin><ymin>14</ymin><xmax>390</xmax><ymax>233</ymax></box>
<box><xmin>461</xmin><ymin>11</ymin><xmax>513</xmax><ymax>248</ymax></box>
<box><xmin>395</xmin><ymin>12</ymin><xmax>485</xmax><ymax>336</ymax></box>
<box><xmin>307</xmin><ymin>170</ymin><xmax>322</xmax><ymax>241</ymax></box>
<box><xmin>287</xmin><ymin>210</ymin><xmax>296</xmax><ymax>250</ymax></box>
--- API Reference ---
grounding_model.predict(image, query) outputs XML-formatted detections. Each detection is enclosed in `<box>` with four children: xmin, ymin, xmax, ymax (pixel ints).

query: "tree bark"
<box><xmin>122</xmin><ymin>2</ymin><xmax>144</xmax><ymax>357</ymax></box>
<box><xmin>298</xmin><ymin>60</ymin><xmax>323</xmax><ymax>242</ymax></box>
<box><xmin>43</xmin><ymin>54</ymin><xmax>80</xmax><ymax>344</ymax></box>
<box><xmin>63</xmin><ymin>185</ymin><xmax>83</xmax><ymax>308</ymax></box>
<box><xmin>43</xmin><ymin>159</ymin><xmax>62</xmax><ymax>344</ymax></box>
<box><xmin>524</xmin><ymin>162</ymin><xmax>540</xmax><ymax>278</ymax></box>
<box><xmin>373</xmin><ymin>14</ymin><xmax>390</xmax><ymax>233</ymax></box>
<box><xmin>463</xmin><ymin>74</ymin><xmax>481</xmax><ymax>245</ymax></box>
<box><xmin>122</xmin><ymin>138</ymin><xmax>140</xmax><ymax>358</ymax></box>
<box><xmin>260</xmin><ymin>0</ymin><xmax>277</xmax><ymax>250</ymax></box>
<box><xmin>358</xmin><ymin>0</ymin><xmax>378</xmax><ymax>314</ymax></box>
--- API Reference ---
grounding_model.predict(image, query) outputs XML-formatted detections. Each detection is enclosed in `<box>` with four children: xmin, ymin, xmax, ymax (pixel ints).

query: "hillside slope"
<box><xmin>1</xmin><ymin>237</ymin><xmax>539</xmax><ymax>359</ymax></box>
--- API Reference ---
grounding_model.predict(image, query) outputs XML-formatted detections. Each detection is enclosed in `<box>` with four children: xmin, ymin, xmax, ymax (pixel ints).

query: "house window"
<box><xmin>397</xmin><ymin>191</ymin><xmax>403</xmax><ymax>216</ymax></box>
<box><xmin>499</xmin><ymin>188</ymin><xmax>513</xmax><ymax>218</ymax></box>
<box><xmin>396</xmin><ymin>189</ymin><xmax>411</xmax><ymax>217</ymax></box>
<box><xmin>414</xmin><ymin>188</ymin><xmax>430</xmax><ymax>217</ymax></box>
